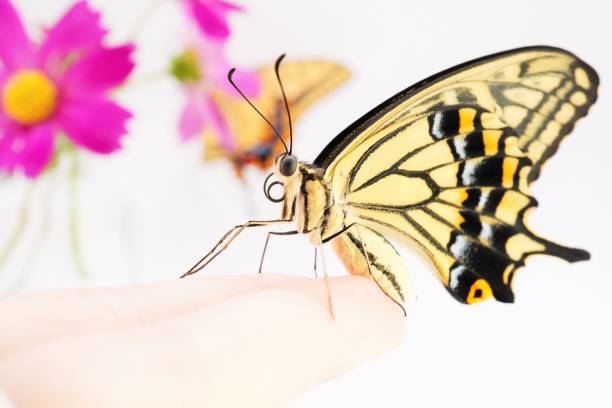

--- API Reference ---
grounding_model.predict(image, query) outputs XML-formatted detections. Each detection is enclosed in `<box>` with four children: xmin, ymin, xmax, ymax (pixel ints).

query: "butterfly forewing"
<box><xmin>316</xmin><ymin>47</ymin><xmax>598</xmax><ymax>184</ymax></box>
<box><xmin>318</xmin><ymin>47</ymin><xmax>596</xmax><ymax>304</ymax></box>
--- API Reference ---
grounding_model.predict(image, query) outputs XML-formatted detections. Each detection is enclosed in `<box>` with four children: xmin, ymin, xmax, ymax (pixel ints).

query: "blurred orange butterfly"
<box><xmin>201</xmin><ymin>60</ymin><xmax>350</xmax><ymax>179</ymax></box>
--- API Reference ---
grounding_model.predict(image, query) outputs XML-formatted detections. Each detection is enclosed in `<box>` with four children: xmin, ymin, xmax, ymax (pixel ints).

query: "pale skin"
<box><xmin>0</xmin><ymin>274</ymin><xmax>404</xmax><ymax>407</ymax></box>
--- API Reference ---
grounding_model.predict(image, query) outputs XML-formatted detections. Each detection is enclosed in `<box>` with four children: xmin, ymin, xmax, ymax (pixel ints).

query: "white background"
<box><xmin>1</xmin><ymin>0</ymin><xmax>611</xmax><ymax>407</ymax></box>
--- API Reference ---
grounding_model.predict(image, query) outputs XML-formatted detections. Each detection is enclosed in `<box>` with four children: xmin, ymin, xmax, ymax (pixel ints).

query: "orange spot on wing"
<box><xmin>467</xmin><ymin>279</ymin><xmax>493</xmax><ymax>304</ymax></box>
<box><xmin>459</xmin><ymin>108</ymin><xmax>477</xmax><ymax>134</ymax></box>
<box><xmin>502</xmin><ymin>158</ymin><xmax>519</xmax><ymax>188</ymax></box>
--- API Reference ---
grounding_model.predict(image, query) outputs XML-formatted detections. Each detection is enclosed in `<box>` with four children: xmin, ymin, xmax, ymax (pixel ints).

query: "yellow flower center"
<box><xmin>2</xmin><ymin>70</ymin><xmax>58</xmax><ymax>126</ymax></box>
<box><xmin>170</xmin><ymin>50</ymin><xmax>202</xmax><ymax>83</ymax></box>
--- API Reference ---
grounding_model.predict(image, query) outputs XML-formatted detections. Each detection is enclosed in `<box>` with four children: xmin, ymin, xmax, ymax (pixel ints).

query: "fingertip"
<box><xmin>228</xmin><ymin>275</ymin><xmax>406</xmax><ymax>391</ymax></box>
<box><xmin>309</xmin><ymin>276</ymin><xmax>406</xmax><ymax>377</ymax></box>
<box><xmin>250</xmin><ymin>275</ymin><xmax>407</xmax><ymax>368</ymax></box>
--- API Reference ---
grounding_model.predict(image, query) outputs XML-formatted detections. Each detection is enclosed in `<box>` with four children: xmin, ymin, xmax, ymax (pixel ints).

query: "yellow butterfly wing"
<box><xmin>203</xmin><ymin>60</ymin><xmax>350</xmax><ymax>175</ymax></box>
<box><xmin>316</xmin><ymin>46</ymin><xmax>597</xmax><ymax>304</ymax></box>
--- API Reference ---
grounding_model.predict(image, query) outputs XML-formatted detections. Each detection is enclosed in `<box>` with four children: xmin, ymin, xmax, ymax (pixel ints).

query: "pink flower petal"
<box><xmin>213</xmin><ymin>65</ymin><xmax>260</xmax><ymax>98</ymax></box>
<box><xmin>0</xmin><ymin>0</ymin><xmax>34</xmax><ymax>69</ymax></box>
<box><xmin>0</xmin><ymin>123</ymin><xmax>55</xmax><ymax>178</ymax></box>
<box><xmin>0</xmin><ymin>70</ymin><xmax>9</xmax><ymax>128</ymax></box>
<box><xmin>0</xmin><ymin>67</ymin><xmax>7</xmax><ymax>87</ymax></box>
<box><xmin>58</xmin><ymin>96</ymin><xmax>131</xmax><ymax>154</ymax></box>
<box><xmin>185</xmin><ymin>0</ymin><xmax>241</xmax><ymax>40</ymax></box>
<box><xmin>217</xmin><ymin>0</ymin><xmax>243</xmax><ymax>12</ymax></box>
<box><xmin>0</xmin><ymin>70</ymin><xmax>8</xmax><ymax>128</ymax></box>
<box><xmin>202</xmin><ymin>94</ymin><xmax>234</xmax><ymax>149</ymax></box>
<box><xmin>39</xmin><ymin>1</ymin><xmax>106</xmax><ymax>66</ymax></box>
<box><xmin>179</xmin><ymin>92</ymin><xmax>207</xmax><ymax>141</ymax></box>
<box><xmin>0</xmin><ymin>110</ymin><xmax>8</xmax><ymax>129</ymax></box>
<box><xmin>201</xmin><ymin>40</ymin><xmax>260</xmax><ymax>98</ymax></box>
<box><xmin>62</xmin><ymin>45</ymin><xmax>135</xmax><ymax>95</ymax></box>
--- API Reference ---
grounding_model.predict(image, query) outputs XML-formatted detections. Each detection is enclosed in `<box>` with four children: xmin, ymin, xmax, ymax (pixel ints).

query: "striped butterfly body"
<box><xmin>185</xmin><ymin>46</ymin><xmax>598</xmax><ymax>313</ymax></box>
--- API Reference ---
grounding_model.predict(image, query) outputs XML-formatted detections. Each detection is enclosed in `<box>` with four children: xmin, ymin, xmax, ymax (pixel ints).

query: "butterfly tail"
<box><xmin>535</xmin><ymin>236</ymin><xmax>591</xmax><ymax>263</ymax></box>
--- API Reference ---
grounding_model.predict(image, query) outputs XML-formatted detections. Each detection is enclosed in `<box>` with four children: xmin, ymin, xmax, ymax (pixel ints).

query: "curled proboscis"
<box><xmin>263</xmin><ymin>173</ymin><xmax>285</xmax><ymax>203</ymax></box>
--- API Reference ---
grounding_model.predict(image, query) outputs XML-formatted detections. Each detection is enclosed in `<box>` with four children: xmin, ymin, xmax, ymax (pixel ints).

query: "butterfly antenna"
<box><xmin>227</xmin><ymin>68</ymin><xmax>289</xmax><ymax>153</ymax></box>
<box><xmin>274</xmin><ymin>54</ymin><xmax>294</xmax><ymax>154</ymax></box>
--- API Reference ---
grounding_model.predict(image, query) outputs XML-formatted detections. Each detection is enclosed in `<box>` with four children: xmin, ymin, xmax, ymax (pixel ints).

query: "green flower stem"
<box><xmin>4</xmin><ymin>172</ymin><xmax>59</xmax><ymax>295</ymax></box>
<box><xmin>68</xmin><ymin>152</ymin><xmax>87</xmax><ymax>279</ymax></box>
<box><xmin>119</xmin><ymin>69</ymin><xmax>169</xmax><ymax>93</ymax></box>
<box><xmin>0</xmin><ymin>183</ymin><xmax>33</xmax><ymax>275</ymax></box>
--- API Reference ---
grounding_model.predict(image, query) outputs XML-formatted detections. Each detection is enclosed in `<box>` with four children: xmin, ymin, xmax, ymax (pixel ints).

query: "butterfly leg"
<box><xmin>258</xmin><ymin>230</ymin><xmax>298</xmax><ymax>274</ymax></box>
<box><xmin>182</xmin><ymin>219</ymin><xmax>289</xmax><ymax>278</ymax></box>
<box><xmin>313</xmin><ymin>247</ymin><xmax>318</xmax><ymax>279</ymax></box>
<box><xmin>318</xmin><ymin>244</ymin><xmax>335</xmax><ymax>320</ymax></box>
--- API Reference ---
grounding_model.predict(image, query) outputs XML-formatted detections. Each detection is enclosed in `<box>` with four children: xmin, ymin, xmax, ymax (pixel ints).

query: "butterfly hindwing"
<box><xmin>332</xmin><ymin>224</ymin><xmax>412</xmax><ymax>309</ymax></box>
<box><xmin>341</xmin><ymin>106</ymin><xmax>582</xmax><ymax>303</ymax></box>
<box><xmin>318</xmin><ymin>47</ymin><xmax>597</xmax><ymax>304</ymax></box>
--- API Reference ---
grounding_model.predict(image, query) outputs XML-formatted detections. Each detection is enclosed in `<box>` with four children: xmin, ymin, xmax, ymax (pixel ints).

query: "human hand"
<box><xmin>0</xmin><ymin>274</ymin><xmax>404</xmax><ymax>407</ymax></box>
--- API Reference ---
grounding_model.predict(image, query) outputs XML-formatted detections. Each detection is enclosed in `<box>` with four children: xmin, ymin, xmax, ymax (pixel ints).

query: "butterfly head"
<box><xmin>262</xmin><ymin>153</ymin><xmax>300</xmax><ymax>204</ymax></box>
<box><xmin>278</xmin><ymin>153</ymin><xmax>298</xmax><ymax>177</ymax></box>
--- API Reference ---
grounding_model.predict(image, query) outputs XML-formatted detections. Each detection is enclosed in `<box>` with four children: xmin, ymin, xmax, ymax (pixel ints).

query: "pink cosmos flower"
<box><xmin>0</xmin><ymin>0</ymin><xmax>134</xmax><ymax>178</ymax></box>
<box><xmin>172</xmin><ymin>35</ymin><xmax>259</xmax><ymax>148</ymax></box>
<box><xmin>183</xmin><ymin>0</ymin><xmax>243</xmax><ymax>41</ymax></box>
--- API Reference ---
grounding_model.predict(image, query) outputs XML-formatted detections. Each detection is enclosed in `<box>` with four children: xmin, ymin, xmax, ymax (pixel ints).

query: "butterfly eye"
<box><xmin>279</xmin><ymin>154</ymin><xmax>298</xmax><ymax>177</ymax></box>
